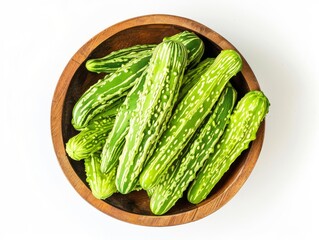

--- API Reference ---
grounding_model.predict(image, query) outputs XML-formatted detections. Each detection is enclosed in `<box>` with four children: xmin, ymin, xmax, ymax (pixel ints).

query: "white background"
<box><xmin>1</xmin><ymin>0</ymin><xmax>318</xmax><ymax>239</ymax></box>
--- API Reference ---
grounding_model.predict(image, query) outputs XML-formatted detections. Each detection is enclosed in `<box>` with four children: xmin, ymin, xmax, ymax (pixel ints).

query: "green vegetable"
<box><xmin>66</xmin><ymin>117</ymin><xmax>115</xmax><ymax>161</ymax></box>
<box><xmin>100</xmin><ymin>58</ymin><xmax>212</xmax><ymax>175</ymax></box>
<box><xmin>66</xmin><ymin>31</ymin><xmax>270</xmax><ymax>213</ymax></box>
<box><xmin>72</xmin><ymin>50</ymin><xmax>152</xmax><ymax>130</ymax></box>
<box><xmin>82</xmin><ymin>98</ymin><xmax>123</xmax><ymax>130</ymax></box>
<box><xmin>164</xmin><ymin>31</ymin><xmax>205</xmax><ymax>68</ymax></box>
<box><xmin>84</xmin><ymin>153</ymin><xmax>117</xmax><ymax>199</ymax></box>
<box><xmin>139</xmin><ymin>49</ymin><xmax>243</xmax><ymax>190</ymax></box>
<box><xmin>72</xmin><ymin>31</ymin><xmax>204</xmax><ymax>131</ymax></box>
<box><xmin>85</xmin><ymin>31</ymin><xmax>204</xmax><ymax>74</ymax></box>
<box><xmin>116</xmin><ymin>40</ymin><xmax>188</xmax><ymax>194</ymax></box>
<box><xmin>100</xmin><ymin>71</ymin><xmax>147</xmax><ymax>173</ymax></box>
<box><xmin>85</xmin><ymin>44</ymin><xmax>156</xmax><ymax>73</ymax></box>
<box><xmin>145</xmin><ymin>64</ymin><xmax>219</xmax><ymax>197</ymax></box>
<box><xmin>177</xmin><ymin>58</ymin><xmax>215</xmax><ymax>104</ymax></box>
<box><xmin>187</xmin><ymin>90</ymin><xmax>270</xmax><ymax>204</ymax></box>
<box><xmin>145</xmin><ymin>99</ymin><xmax>218</xmax><ymax>198</ymax></box>
<box><xmin>150</xmin><ymin>84</ymin><xmax>237</xmax><ymax>215</ymax></box>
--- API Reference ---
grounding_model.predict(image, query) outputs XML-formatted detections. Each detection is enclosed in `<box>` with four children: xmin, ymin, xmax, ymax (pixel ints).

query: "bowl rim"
<box><xmin>51</xmin><ymin>13</ymin><xmax>265</xmax><ymax>227</ymax></box>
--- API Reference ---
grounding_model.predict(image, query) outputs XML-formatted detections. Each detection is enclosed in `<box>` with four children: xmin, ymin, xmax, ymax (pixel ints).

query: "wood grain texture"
<box><xmin>51</xmin><ymin>14</ymin><xmax>265</xmax><ymax>226</ymax></box>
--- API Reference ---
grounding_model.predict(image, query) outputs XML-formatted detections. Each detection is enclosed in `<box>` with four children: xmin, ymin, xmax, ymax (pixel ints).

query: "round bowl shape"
<box><xmin>51</xmin><ymin>14</ymin><xmax>265</xmax><ymax>226</ymax></box>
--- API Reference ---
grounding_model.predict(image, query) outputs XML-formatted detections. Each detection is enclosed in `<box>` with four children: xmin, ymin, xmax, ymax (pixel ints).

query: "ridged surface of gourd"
<box><xmin>72</xmin><ymin>50</ymin><xmax>152</xmax><ymax>130</ymax></box>
<box><xmin>164</xmin><ymin>31</ymin><xmax>205</xmax><ymax>68</ymax></box>
<box><xmin>66</xmin><ymin>117</ymin><xmax>115</xmax><ymax>161</ymax></box>
<box><xmin>99</xmin><ymin>33</ymin><xmax>205</xmax><ymax>175</ymax></box>
<box><xmin>84</xmin><ymin>153</ymin><xmax>117</xmax><ymax>199</ymax></box>
<box><xmin>100</xmin><ymin>71</ymin><xmax>147</xmax><ymax>173</ymax></box>
<box><xmin>100</xmin><ymin>58</ymin><xmax>212</xmax><ymax>175</ymax></box>
<box><xmin>177</xmin><ymin>58</ymin><xmax>214</xmax><ymax>104</ymax></box>
<box><xmin>85</xmin><ymin>44</ymin><xmax>156</xmax><ymax>73</ymax></box>
<box><xmin>72</xmin><ymin>31</ymin><xmax>204</xmax><ymax>131</ymax></box>
<box><xmin>150</xmin><ymin>85</ymin><xmax>237</xmax><ymax>215</ymax></box>
<box><xmin>139</xmin><ymin>49</ymin><xmax>243</xmax><ymax>190</ymax></box>
<box><xmin>116</xmin><ymin>40</ymin><xmax>188</xmax><ymax>194</ymax></box>
<box><xmin>187</xmin><ymin>90</ymin><xmax>270</xmax><ymax>204</ymax></box>
<box><xmin>146</xmin><ymin>116</ymin><xmax>204</xmax><ymax>198</ymax></box>
<box><xmin>82</xmin><ymin>98</ymin><xmax>123</xmax><ymax>130</ymax></box>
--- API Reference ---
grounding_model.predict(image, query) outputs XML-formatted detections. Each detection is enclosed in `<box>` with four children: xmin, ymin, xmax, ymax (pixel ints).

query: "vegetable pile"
<box><xmin>65</xmin><ymin>31</ymin><xmax>270</xmax><ymax>215</ymax></box>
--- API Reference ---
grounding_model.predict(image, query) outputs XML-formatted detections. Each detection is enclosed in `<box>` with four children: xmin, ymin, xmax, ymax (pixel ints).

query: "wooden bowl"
<box><xmin>51</xmin><ymin>14</ymin><xmax>265</xmax><ymax>226</ymax></box>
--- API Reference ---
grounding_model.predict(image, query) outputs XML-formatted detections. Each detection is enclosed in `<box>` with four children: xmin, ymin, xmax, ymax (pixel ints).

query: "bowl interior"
<box><xmin>53</xmin><ymin>16</ymin><xmax>264</xmax><ymax>226</ymax></box>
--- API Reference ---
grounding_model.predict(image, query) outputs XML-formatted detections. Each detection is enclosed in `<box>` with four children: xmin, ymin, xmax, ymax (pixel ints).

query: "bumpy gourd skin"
<box><xmin>116</xmin><ymin>40</ymin><xmax>188</xmax><ymax>194</ymax></box>
<box><xmin>66</xmin><ymin>29</ymin><xmax>271</xmax><ymax>215</ymax></box>
<box><xmin>72</xmin><ymin>31</ymin><xmax>204</xmax><ymax>131</ymax></box>
<box><xmin>82</xmin><ymin>98</ymin><xmax>124</xmax><ymax>130</ymax></box>
<box><xmin>187</xmin><ymin>90</ymin><xmax>270</xmax><ymax>204</ymax></box>
<box><xmin>100</xmin><ymin>58</ymin><xmax>212</xmax><ymax>175</ymax></box>
<box><xmin>150</xmin><ymin>84</ymin><xmax>237</xmax><ymax>215</ymax></box>
<box><xmin>139</xmin><ymin>49</ymin><xmax>243</xmax><ymax>191</ymax></box>
<box><xmin>86</xmin><ymin>31</ymin><xmax>204</xmax><ymax>74</ymax></box>
<box><xmin>164</xmin><ymin>31</ymin><xmax>205</xmax><ymax>68</ymax></box>
<box><xmin>85</xmin><ymin>44</ymin><xmax>156</xmax><ymax>73</ymax></box>
<box><xmin>100</xmin><ymin>71</ymin><xmax>147</xmax><ymax>174</ymax></box>
<box><xmin>66</xmin><ymin>117</ymin><xmax>115</xmax><ymax>161</ymax></box>
<box><xmin>177</xmin><ymin>58</ymin><xmax>215</xmax><ymax>104</ymax></box>
<box><xmin>84</xmin><ymin>153</ymin><xmax>117</xmax><ymax>200</ymax></box>
<box><xmin>72</xmin><ymin>50</ymin><xmax>153</xmax><ymax>130</ymax></box>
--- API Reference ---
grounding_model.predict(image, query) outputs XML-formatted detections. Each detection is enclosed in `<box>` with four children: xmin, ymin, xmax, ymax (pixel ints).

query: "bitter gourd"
<box><xmin>139</xmin><ymin>49</ymin><xmax>243</xmax><ymax>190</ymax></box>
<box><xmin>85</xmin><ymin>44</ymin><xmax>156</xmax><ymax>73</ymax></box>
<box><xmin>82</xmin><ymin>98</ymin><xmax>123</xmax><ymax>130</ymax></box>
<box><xmin>84</xmin><ymin>153</ymin><xmax>117</xmax><ymax>199</ymax></box>
<box><xmin>100</xmin><ymin>58</ymin><xmax>212</xmax><ymax>175</ymax></box>
<box><xmin>85</xmin><ymin>30</ymin><xmax>203</xmax><ymax>74</ymax></box>
<box><xmin>100</xmin><ymin>71</ymin><xmax>147</xmax><ymax>173</ymax></box>
<box><xmin>145</xmin><ymin>112</ymin><xmax>205</xmax><ymax>198</ymax></box>
<box><xmin>66</xmin><ymin>117</ymin><xmax>115</xmax><ymax>161</ymax></box>
<box><xmin>187</xmin><ymin>90</ymin><xmax>270</xmax><ymax>204</ymax></box>
<box><xmin>164</xmin><ymin>31</ymin><xmax>205</xmax><ymax>68</ymax></box>
<box><xmin>177</xmin><ymin>58</ymin><xmax>215</xmax><ymax>104</ymax></box>
<box><xmin>116</xmin><ymin>40</ymin><xmax>188</xmax><ymax>194</ymax></box>
<box><xmin>72</xmin><ymin>31</ymin><xmax>204</xmax><ymax>131</ymax></box>
<box><xmin>150</xmin><ymin>84</ymin><xmax>237</xmax><ymax>215</ymax></box>
<box><xmin>72</xmin><ymin>50</ymin><xmax>152</xmax><ymax>130</ymax></box>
